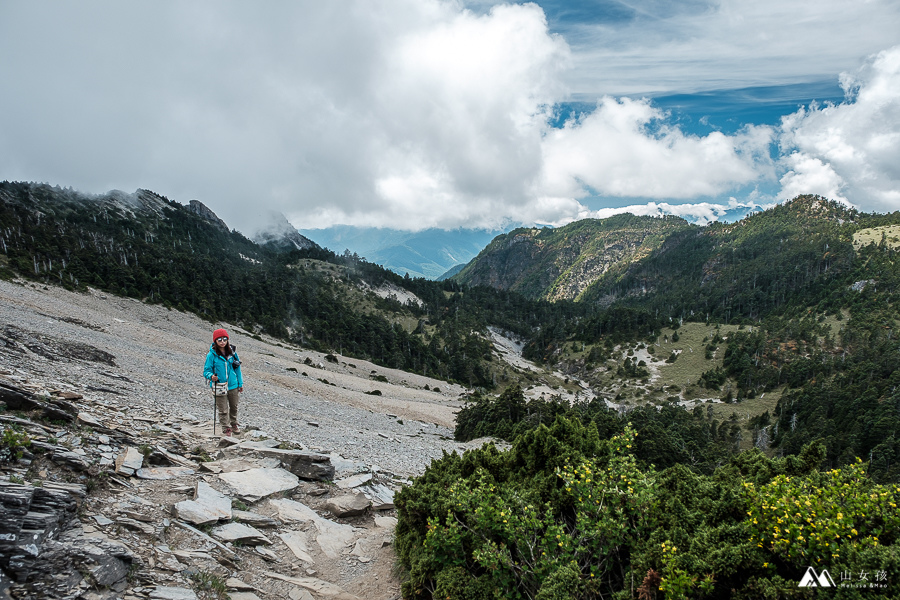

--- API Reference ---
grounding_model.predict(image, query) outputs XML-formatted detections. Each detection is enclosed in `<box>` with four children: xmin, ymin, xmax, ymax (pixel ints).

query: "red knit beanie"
<box><xmin>213</xmin><ymin>328</ymin><xmax>229</xmax><ymax>341</ymax></box>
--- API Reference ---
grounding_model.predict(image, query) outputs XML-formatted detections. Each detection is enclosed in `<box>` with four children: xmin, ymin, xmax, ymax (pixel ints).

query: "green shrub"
<box><xmin>745</xmin><ymin>458</ymin><xmax>900</xmax><ymax>564</ymax></box>
<box><xmin>0</xmin><ymin>426</ymin><xmax>31</xmax><ymax>463</ymax></box>
<box><xmin>396</xmin><ymin>418</ymin><xmax>900</xmax><ymax>599</ymax></box>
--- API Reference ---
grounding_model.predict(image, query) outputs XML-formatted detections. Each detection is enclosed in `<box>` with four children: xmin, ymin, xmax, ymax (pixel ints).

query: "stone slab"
<box><xmin>232</xmin><ymin>509</ymin><xmax>280</xmax><ymax>528</ymax></box>
<box><xmin>199</xmin><ymin>458</ymin><xmax>258</xmax><ymax>474</ymax></box>
<box><xmin>364</xmin><ymin>482</ymin><xmax>395</xmax><ymax>510</ymax></box>
<box><xmin>115</xmin><ymin>447</ymin><xmax>144</xmax><ymax>476</ymax></box>
<box><xmin>149</xmin><ymin>587</ymin><xmax>198</xmax><ymax>600</ymax></box>
<box><xmin>374</xmin><ymin>516</ymin><xmax>397</xmax><ymax>530</ymax></box>
<box><xmin>268</xmin><ymin>498</ymin><xmax>356</xmax><ymax>559</ymax></box>
<box><xmin>269</xmin><ymin>498</ymin><xmax>319</xmax><ymax>523</ymax></box>
<box><xmin>250</xmin><ymin>448</ymin><xmax>335</xmax><ymax>481</ymax></box>
<box><xmin>211</xmin><ymin>522</ymin><xmax>271</xmax><ymax>546</ymax></box>
<box><xmin>136</xmin><ymin>467</ymin><xmax>195</xmax><ymax>480</ymax></box>
<box><xmin>350</xmin><ymin>536</ymin><xmax>382</xmax><ymax>561</ymax></box>
<box><xmin>265</xmin><ymin>572</ymin><xmax>360</xmax><ymax>600</ymax></box>
<box><xmin>324</xmin><ymin>492</ymin><xmax>371</xmax><ymax>517</ymax></box>
<box><xmin>219</xmin><ymin>467</ymin><xmax>299</xmax><ymax>502</ymax></box>
<box><xmin>278</xmin><ymin>530</ymin><xmax>314</xmax><ymax>564</ymax></box>
<box><xmin>334</xmin><ymin>473</ymin><xmax>372</xmax><ymax>489</ymax></box>
<box><xmin>172</xmin><ymin>481</ymin><xmax>232</xmax><ymax>525</ymax></box>
<box><xmin>226</xmin><ymin>578</ymin><xmax>256</xmax><ymax>591</ymax></box>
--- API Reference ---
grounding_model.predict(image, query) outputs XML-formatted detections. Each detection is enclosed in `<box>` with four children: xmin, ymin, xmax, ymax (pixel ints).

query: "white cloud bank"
<box><xmin>537</xmin><ymin>96</ymin><xmax>774</xmax><ymax>198</ymax></box>
<box><xmin>778</xmin><ymin>46</ymin><xmax>900</xmax><ymax>212</ymax></box>
<box><xmin>0</xmin><ymin>2</ymin><xmax>898</xmax><ymax>232</ymax></box>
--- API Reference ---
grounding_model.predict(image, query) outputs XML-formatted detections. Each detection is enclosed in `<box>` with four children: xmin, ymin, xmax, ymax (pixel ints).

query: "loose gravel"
<box><xmin>0</xmin><ymin>279</ymin><xmax>500</xmax><ymax>479</ymax></box>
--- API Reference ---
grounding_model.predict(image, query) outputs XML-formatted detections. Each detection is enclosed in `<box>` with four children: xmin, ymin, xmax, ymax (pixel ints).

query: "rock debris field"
<box><xmin>0</xmin><ymin>279</ymin><xmax>501</xmax><ymax>600</ymax></box>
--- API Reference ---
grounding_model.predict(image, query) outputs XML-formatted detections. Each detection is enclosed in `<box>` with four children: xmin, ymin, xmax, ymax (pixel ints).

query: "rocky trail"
<box><xmin>0</xmin><ymin>279</ymin><xmax>499</xmax><ymax>600</ymax></box>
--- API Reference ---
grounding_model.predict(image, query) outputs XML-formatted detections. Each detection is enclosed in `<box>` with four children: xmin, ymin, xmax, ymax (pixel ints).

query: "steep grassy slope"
<box><xmin>454</xmin><ymin>214</ymin><xmax>693</xmax><ymax>301</ymax></box>
<box><xmin>579</xmin><ymin>196</ymin><xmax>864</xmax><ymax>321</ymax></box>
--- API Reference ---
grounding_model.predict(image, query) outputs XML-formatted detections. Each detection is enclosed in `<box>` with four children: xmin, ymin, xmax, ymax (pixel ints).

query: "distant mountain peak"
<box><xmin>781</xmin><ymin>194</ymin><xmax>858</xmax><ymax>222</ymax></box>
<box><xmin>187</xmin><ymin>199</ymin><xmax>229</xmax><ymax>232</ymax></box>
<box><xmin>454</xmin><ymin>212</ymin><xmax>693</xmax><ymax>301</ymax></box>
<box><xmin>252</xmin><ymin>211</ymin><xmax>319</xmax><ymax>251</ymax></box>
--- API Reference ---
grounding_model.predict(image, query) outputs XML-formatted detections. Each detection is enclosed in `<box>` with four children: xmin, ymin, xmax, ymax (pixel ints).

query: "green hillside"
<box><xmin>396</xmin><ymin>199</ymin><xmax>900</xmax><ymax>600</ymax></box>
<box><xmin>0</xmin><ymin>182</ymin><xmax>567</xmax><ymax>389</ymax></box>
<box><xmin>454</xmin><ymin>214</ymin><xmax>693</xmax><ymax>301</ymax></box>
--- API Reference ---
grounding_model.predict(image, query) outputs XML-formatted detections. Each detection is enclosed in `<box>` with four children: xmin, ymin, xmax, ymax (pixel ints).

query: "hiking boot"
<box><xmin>231</xmin><ymin>425</ymin><xmax>240</xmax><ymax>435</ymax></box>
<box><xmin>223</xmin><ymin>427</ymin><xmax>232</xmax><ymax>437</ymax></box>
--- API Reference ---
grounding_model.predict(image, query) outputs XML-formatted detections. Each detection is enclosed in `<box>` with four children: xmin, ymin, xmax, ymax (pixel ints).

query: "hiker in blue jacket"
<box><xmin>203</xmin><ymin>328</ymin><xmax>244</xmax><ymax>436</ymax></box>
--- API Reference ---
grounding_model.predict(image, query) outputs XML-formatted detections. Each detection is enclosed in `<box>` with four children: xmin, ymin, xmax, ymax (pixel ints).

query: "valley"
<box><xmin>3</xmin><ymin>184</ymin><xmax>900</xmax><ymax>598</ymax></box>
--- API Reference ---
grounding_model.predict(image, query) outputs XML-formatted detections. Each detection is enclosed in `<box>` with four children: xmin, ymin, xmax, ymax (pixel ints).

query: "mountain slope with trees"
<box><xmin>0</xmin><ymin>182</ymin><xmax>596</xmax><ymax>389</ymax></box>
<box><xmin>454</xmin><ymin>214</ymin><xmax>693</xmax><ymax>301</ymax></box>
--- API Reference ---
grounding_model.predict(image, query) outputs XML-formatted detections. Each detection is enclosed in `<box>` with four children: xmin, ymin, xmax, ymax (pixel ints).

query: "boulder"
<box><xmin>114</xmin><ymin>447</ymin><xmax>144</xmax><ymax>476</ymax></box>
<box><xmin>324</xmin><ymin>492</ymin><xmax>371</xmax><ymax>518</ymax></box>
<box><xmin>0</xmin><ymin>480</ymin><xmax>83</xmax><ymax>577</ymax></box>
<box><xmin>172</xmin><ymin>481</ymin><xmax>232</xmax><ymax>525</ymax></box>
<box><xmin>248</xmin><ymin>448</ymin><xmax>335</xmax><ymax>481</ymax></box>
<box><xmin>334</xmin><ymin>473</ymin><xmax>372</xmax><ymax>489</ymax></box>
<box><xmin>211</xmin><ymin>522</ymin><xmax>271</xmax><ymax>546</ymax></box>
<box><xmin>218</xmin><ymin>468</ymin><xmax>299</xmax><ymax>502</ymax></box>
<box><xmin>232</xmin><ymin>509</ymin><xmax>280</xmax><ymax>528</ymax></box>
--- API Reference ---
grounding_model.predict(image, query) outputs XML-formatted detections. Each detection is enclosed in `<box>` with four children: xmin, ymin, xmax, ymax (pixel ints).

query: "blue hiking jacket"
<box><xmin>203</xmin><ymin>344</ymin><xmax>243</xmax><ymax>391</ymax></box>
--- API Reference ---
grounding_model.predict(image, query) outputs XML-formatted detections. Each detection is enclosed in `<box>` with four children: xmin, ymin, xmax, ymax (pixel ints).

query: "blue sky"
<box><xmin>1</xmin><ymin>1</ymin><xmax>898</xmax><ymax>232</ymax></box>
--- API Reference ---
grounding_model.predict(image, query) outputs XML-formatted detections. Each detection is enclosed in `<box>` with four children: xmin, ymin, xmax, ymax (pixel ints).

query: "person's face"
<box><xmin>215</xmin><ymin>337</ymin><xmax>228</xmax><ymax>347</ymax></box>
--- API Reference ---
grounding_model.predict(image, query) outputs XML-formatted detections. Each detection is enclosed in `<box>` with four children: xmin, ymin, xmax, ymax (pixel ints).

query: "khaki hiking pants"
<box><xmin>216</xmin><ymin>388</ymin><xmax>240</xmax><ymax>430</ymax></box>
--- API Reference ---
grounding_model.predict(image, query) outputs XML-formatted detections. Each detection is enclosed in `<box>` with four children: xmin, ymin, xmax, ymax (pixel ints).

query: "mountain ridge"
<box><xmin>453</xmin><ymin>213</ymin><xmax>695</xmax><ymax>300</ymax></box>
<box><xmin>452</xmin><ymin>196</ymin><xmax>874</xmax><ymax>315</ymax></box>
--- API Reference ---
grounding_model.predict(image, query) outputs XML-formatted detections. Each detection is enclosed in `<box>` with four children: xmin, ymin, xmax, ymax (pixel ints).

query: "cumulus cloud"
<box><xmin>778</xmin><ymin>45</ymin><xmax>900</xmax><ymax>211</ymax></box>
<box><xmin>0</xmin><ymin>1</ymin><xmax>895</xmax><ymax>233</ymax></box>
<box><xmin>0</xmin><ymin>1</ymin><xmax>575</xmax><ymax>232</ymax></box>
<box><xmin>536</xmin><ymin>97</ymin><xmax>774</xmax><ymax>201</ymax></box>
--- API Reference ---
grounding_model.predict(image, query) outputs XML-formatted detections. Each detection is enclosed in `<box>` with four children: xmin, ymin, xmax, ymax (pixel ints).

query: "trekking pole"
<box><xmin>211</xmin><ymin>382</ymin><xmax>216</xmax><ymax>436</ymax></box>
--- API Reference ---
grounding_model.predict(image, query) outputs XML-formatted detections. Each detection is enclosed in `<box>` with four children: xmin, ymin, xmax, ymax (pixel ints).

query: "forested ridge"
<box><xmin>406</xmin><ymin>197</ymin><xmax>900</xmax><ymax>598</ymax></box>
<box><xmin>0</xmin><ymin>181</ymin><xmax>584</xmax><ymax>387</ymax></box>
<box><xmin>455</xmin><ymin>213</ymin><xmax>693</xmax><ymax>301</ymax></box>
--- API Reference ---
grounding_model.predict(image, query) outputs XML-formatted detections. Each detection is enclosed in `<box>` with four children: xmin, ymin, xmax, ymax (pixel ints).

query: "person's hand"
<box><xmin>210</xmin><ymin>375</ymin><xmax>219</xmax><ymax>382</ymax></box>
<box><xmin>237</xmin><ymin>387</ymin><xmax>244</xmax><ymax>393</ymax></box>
